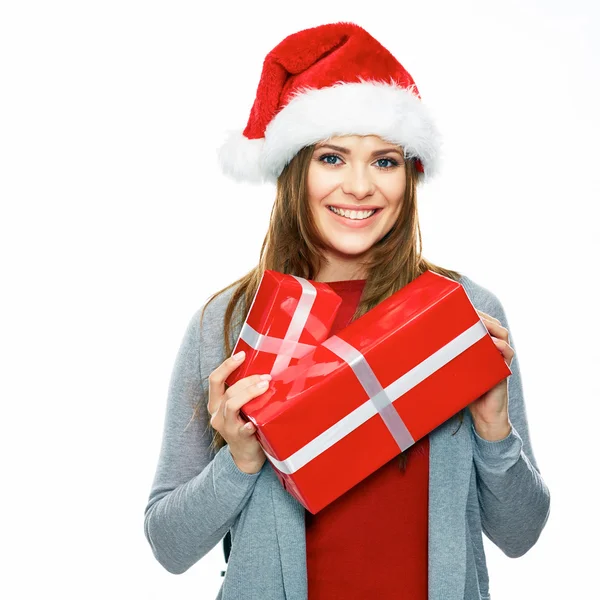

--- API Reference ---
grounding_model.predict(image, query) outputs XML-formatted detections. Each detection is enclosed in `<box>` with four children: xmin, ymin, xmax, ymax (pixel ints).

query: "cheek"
<box><xmin>381</xmin><ymin>176</ymin><xmax>406</xmax><ymax>212</ymax></box>
<box><xmin>307</xmin><ymin>165</ymin><xmax>338</xmax><ymax>206</ymax></box>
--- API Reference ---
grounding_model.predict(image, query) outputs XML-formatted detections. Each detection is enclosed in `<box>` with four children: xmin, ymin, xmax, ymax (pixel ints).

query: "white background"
<box><xmin>1</xmin><ymin>1</ymin><xmax>598</xmax><ymax>598</ymax></box>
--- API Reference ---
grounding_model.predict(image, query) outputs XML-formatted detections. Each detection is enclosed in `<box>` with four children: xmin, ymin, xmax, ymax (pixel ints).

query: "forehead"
<box><xmin>317</xmin><ymin>134</ymin><xmax>402</xmax><ymax>151</ymax></box>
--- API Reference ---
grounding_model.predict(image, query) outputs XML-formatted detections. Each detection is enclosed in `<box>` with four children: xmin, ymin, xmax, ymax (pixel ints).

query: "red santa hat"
<box><xmin>218</xmin><ymin>22</ymin><xmax>441</xmax><ymax>183</ymax></box>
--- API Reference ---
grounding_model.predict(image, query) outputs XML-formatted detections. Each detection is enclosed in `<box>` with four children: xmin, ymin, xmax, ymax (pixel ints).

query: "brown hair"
<box><xmin>191</xmin><ymin>143</ymin><xmax>465</xmax><ymax>471</ymax></box>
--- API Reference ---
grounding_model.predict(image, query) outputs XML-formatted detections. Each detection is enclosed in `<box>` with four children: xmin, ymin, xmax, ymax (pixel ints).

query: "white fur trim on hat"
<box><xmin>218</xmin><ymin>80</ymin><xmax>441</xmax><ymax>183</ymax></box>
<box><xmin>218</xmin><ymin>131</ymin><xmax>266</xmax><ymax>183</ymax></box>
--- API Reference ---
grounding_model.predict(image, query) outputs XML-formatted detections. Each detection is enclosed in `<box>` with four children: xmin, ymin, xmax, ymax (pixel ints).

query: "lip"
<box><xmin>326</xmin><ymin>206</ymin><xmax>382</xmax><ymax>228</ymax></box>
<box><xmin>327</xmin><ymin>204</ymin><xmax>382</xmax><ymax>211</ymax></box>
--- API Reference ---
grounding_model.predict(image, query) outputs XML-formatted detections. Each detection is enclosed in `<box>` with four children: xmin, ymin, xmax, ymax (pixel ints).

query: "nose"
<box><xmin>340</xmin><ymin>164</ymin><xmax>376</xmax><ymax>200</ymax></box>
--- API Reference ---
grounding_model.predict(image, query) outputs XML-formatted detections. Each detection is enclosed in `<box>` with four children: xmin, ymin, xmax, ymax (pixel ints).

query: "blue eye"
<box><xmin>317</xmin><ymin>154</ymin><xmax>399</xmax><ymax>169</ymax></box>
<box><xmin>319</xmin><ymin>154</ymin><xmax>343</xmax><ymax>165</ymax></box>
<box><xmin>375</xmin><ymin>158</ymin><xmax>399</xmax><ymax>169</ymax></box>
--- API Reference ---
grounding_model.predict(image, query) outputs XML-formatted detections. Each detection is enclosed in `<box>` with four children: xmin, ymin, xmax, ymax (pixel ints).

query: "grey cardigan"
<box><xmin>143</xmin><ymin>274</ymin><xmax>551</xmax><ymax>600</ymax></box>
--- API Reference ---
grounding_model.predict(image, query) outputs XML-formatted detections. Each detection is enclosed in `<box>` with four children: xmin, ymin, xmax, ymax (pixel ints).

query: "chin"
<box><xmin>327</xmin><ymin>241</ymin><xmax>375</xmax><ymax>257</ymax></box>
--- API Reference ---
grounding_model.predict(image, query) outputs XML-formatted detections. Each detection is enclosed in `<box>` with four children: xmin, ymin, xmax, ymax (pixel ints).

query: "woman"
<box><xmin>144</xmin><ymin>22</ymin><xmax>550</xmax><ymax>600</ymax></box>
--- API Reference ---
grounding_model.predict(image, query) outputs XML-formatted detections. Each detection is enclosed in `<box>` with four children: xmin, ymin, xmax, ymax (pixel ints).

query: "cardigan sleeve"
<box><xmin>143</xmin><ymin>306</ymin><xmax>264</xmax><ymax>574</ymax></box>
<box><xmin>469</xmin><ymin>290</ymin><xmax>551</xmax><ymax>558</ymax></box>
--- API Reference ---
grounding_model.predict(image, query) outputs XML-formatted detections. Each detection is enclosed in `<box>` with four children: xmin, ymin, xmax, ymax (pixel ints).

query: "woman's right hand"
<box><xmin>207</xmin><ymin>351</ymin><xmax>270</xmax><ymax>474</ymax></box>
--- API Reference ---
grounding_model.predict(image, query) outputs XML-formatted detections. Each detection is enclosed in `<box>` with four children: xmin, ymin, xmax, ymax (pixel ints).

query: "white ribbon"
<box><xmin>236</xmin><ymin>275</ymin><xmax>319</xmax><ymax>376</ymax></box>
<box><xmin>263</xmin><ymin>319</ymin><xmax>488</xmax><ymax>475</ymax></box>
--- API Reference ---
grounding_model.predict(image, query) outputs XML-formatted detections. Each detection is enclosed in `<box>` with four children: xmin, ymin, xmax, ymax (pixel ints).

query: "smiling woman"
<box><xmin>225</xmin><ymin>127</ymin><xmax>461</xmax><ymax>333</ymax></box>
<box><xmin>144</xmin><ymin>20</ymin><xmax>550</xmax><ymax>600</ymax></box>
<box><xmin>307</xmin><ymin>135</ymin><xmax>408</xmax><ymax>279</ymax></box>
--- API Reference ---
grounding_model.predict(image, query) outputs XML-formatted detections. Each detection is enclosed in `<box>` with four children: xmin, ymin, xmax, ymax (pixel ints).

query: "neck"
<box><xmin>314</xmin><ymin>270</ymin><xmax>366</xmax><ymax>283</ymax></box>
<box><xmin>314</xmin><ymin>257</ymin><xmax>368</xmax><ymax>283</ymax></box>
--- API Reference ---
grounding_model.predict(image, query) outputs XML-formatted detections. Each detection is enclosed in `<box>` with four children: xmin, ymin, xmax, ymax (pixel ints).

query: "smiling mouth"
<box><xmin>327</xmin><ymin>206</ymin><xmax>381</xmax><ymax>220</ymax></box>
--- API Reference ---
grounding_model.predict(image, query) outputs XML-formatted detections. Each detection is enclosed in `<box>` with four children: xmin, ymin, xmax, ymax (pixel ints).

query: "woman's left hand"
<box><xmin>469</xmin><ymin>309</ymin><xmax>515</xmax><ymax>440</ymax></box>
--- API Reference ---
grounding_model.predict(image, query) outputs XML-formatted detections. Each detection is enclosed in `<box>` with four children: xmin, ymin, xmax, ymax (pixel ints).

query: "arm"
<box><xmin>143</xmin><ymin>306</ymin><xmax>263</xmax><ymax>574</ymax></box>
<box><xmin>469</xmin><ymin>290</ymin><xmax>551</xmax><ymax>558</ymax></box>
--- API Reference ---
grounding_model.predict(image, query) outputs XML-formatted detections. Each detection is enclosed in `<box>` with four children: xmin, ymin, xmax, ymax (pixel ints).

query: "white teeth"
<box><xmin>328</xmin><ymin>206</ymin><xmax>376</xmax><ymax>220</ymax></box>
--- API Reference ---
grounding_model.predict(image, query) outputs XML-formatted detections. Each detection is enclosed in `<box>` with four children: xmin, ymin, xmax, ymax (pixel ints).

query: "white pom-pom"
<box><xmin>217</xmin><ymin>131</ymin><xmax>268</xmax><ymax>183</ymax></box>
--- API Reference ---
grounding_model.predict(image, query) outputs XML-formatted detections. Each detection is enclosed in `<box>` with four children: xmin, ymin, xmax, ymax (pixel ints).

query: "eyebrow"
<box><xmin>315</xmin><ymin>143</ymin><xmax>404</xmax><ymax>158</ymax></box>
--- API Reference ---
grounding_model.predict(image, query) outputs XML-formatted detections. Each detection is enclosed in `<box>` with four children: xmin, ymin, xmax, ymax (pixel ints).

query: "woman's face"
<box><xmin>307</xmin><ymin>135</ymin><xmax>406</xmax><ymax>275</ymax></box>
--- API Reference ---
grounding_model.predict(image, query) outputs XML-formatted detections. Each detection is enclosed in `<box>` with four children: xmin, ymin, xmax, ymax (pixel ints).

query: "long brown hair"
<box><xmin>192</xmin><ymin>142</ymin><xmax>465</xmax><ymax>471</ymax></box>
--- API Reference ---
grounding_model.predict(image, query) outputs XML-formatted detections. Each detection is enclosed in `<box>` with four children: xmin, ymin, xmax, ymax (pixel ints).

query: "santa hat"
<box><xmin>218</xmin><ymin>22</ymin><xmax>441</xmax><ymax>183</ymax></box>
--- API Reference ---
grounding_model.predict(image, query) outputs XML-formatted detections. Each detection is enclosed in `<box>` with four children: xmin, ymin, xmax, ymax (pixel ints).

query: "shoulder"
<box><xmin>456</xmin><ymin>273</ymin><xmax>508</xmax><ymax>324</ymax></box>
<box><xmin>192</xmin><ymin>282</ymin><xmax>245</xmax><ymax>343</ymax></box>
<box><xmin>175</xmin><ymin>283</ymin><xmax>244</xmax><ymax>372</ymax></box>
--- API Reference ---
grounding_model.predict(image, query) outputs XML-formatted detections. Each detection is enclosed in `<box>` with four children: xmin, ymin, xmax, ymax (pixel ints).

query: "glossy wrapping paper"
<box><xmin>241</xmin><ymin>270</ymin><xmax>513</xmax><ymax>514</ymax></box>
<box><xmin>225</xmin><ymin>270</ymin><xmax>342</xmax><ymax>388</ymax></box>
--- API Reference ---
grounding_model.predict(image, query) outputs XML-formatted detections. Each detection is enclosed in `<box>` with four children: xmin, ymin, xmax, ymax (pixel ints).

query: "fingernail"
<box><xmin>259</xmin><ymin>374</ymin><xmax>272</xmax><ymax>381</ymax></box>
<box><xmin>257</xmin><ymin>380</ymin><xmax>269</xmax><ymax>388</ymax></box>
<box><xmin>244</xmin><ymin>422</ymin><xmax>253</xmax><ymax>430</ymax></box>
<box><xmin>233</xmin><ymin>351</ymin><xmax>245</xmax><ymax>360</ymax></box>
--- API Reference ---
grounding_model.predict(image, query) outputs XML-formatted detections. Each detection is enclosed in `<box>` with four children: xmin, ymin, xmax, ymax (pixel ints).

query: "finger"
<box><xmin>223</xmin><ymin>374</ymin><xmax>271</xmax><ymax>419</ymax></box>
<box><xmin>240</xmin><ymin>421</ymin><xmax>256</xmax><ymax>436</ymax></box>
<box><xmin>475</xmin><ymin>309</ymin><xmax>501</xmax><ymax>324</ymax></box>
<box><xmin>223</xmin><ymin>378</ymin><xmax>271</xmax><ymax>430</ymax></box>
<box><xmin>224</xmin><ymin>375</ymin><xmax>271</xmax><ymax>420</ymax></box>
<box><xmin>207</xmin><ymin>351</ymin><xmax>247</xmax><ymax>414</ymax></box>
<box><xmin>478</xmin><ymin>313</ymin><xmax>509</xmax><ymax>341</ymax></box>
<box><xmin>225</xmin><ymin>372</ymin><xmax>271</xmax><ymax>398</ymax></box>
<box><xmin>492</xmin><ymin>337</ymin><xmax>515</xmax><ymax>366</ymax></box>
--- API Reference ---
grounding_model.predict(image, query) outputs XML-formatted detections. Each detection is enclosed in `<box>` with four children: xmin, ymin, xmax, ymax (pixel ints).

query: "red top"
<box><xmin>306</xmin><ymin>278</ymin><xmax>429</xmax><ymax>600</ymax></box>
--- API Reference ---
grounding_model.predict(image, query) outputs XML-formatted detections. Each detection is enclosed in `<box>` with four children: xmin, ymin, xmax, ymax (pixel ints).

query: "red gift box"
<box><xmin>225</xmin><ymin>270</ymin><xmax>343</xmax><ymax>388</ymax></box>
<box><xmin>241</xmin><ymin>270</ymin><xmax>512</xmax><ymax>514</ymax></box>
